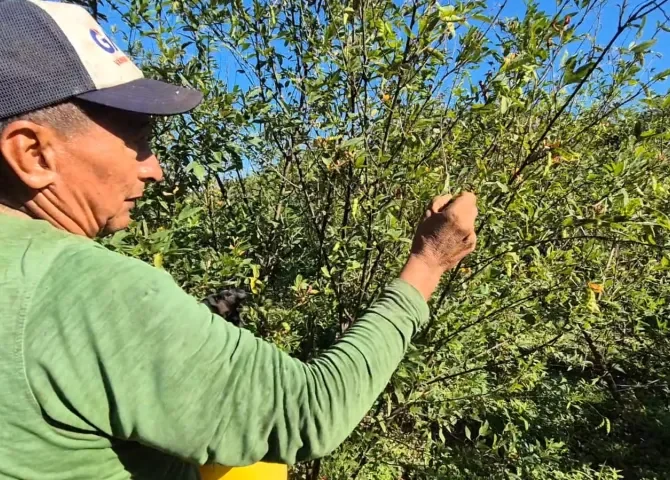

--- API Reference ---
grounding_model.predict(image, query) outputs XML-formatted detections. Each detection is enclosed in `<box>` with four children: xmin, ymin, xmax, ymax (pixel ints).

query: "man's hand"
<box><xmin>202</xmin><ymin>288</ymin><xmax>247</xmax><ymax>327</ymax></box>
<box><xmin>400</xmin><ymin>192</ymin><xmax>478</xmax><ymax>300</ymax></box>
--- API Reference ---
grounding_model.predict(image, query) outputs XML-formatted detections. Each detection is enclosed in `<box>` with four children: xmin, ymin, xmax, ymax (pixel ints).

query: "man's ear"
<box><xmin>0</xmin><ymin>120</ymin><xmax>59</xmax><ymax>191</ymax></box>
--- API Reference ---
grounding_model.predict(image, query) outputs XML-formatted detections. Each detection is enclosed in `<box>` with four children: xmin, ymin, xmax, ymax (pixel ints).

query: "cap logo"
<box><xmin>90</xmin><ymin>28</ymin><xmax>118</xmax><ymax>54</ymax></box>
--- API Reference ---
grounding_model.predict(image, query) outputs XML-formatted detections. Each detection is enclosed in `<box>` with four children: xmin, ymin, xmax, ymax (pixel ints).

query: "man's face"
<box><xmin>55</xmin><ymin>107</ymin><xmax>164</xmax><ymax>235</ymax></box>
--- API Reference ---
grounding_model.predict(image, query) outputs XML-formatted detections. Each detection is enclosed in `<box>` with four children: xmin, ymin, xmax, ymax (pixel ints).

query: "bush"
<box><xmin>96</xmin><ymin>0</ymin><xmax>670</xmax><ymax>478</ymax></box>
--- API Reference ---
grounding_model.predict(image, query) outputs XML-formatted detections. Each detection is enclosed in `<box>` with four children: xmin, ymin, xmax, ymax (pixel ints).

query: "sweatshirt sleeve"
<box><xmin>23</xmin><ymin>241</ymin><xmax>429</xmax><ymax>467</ymax></box>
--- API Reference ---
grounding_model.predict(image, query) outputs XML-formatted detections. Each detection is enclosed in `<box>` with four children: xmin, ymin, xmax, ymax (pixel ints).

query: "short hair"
<box><xmin>0</xmin><ymin>100</ymin><xmax>91</xmax><ymax>140</ymax></box>
<box><xmin>0</xmin><ymin>100</ymin><xmax>92</xmax><ymax>203</ymax></box>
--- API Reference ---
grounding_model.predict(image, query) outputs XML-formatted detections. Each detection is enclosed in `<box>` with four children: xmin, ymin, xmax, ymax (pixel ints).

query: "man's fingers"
<box><xmin>449</xmin><ymin>191</ymin><xmax>477</xmax><ymax>209</ymax></box>
<box><xmin>463</xmin><ymin>232</ymin><xmax>477</xmax><ymax>249</ymax></box>
<box><xmin>429</xmin><ymin>195</ymin><xmax>453</xmax><ymax>214</ymax></box>
<box><xmin>444</xmin><ymin>191</ymin><xmax>478</xmax><ymax>226</ymax></box>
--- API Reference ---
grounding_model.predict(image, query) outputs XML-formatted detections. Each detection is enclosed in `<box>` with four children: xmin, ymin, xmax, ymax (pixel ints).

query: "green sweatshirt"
<box><xmin>0</xmin><ymin>214</ymin><xmax>429</xmax><ymax>480</ymax></box>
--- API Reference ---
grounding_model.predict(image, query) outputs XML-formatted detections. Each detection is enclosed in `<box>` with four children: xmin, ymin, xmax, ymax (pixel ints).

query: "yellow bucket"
<box><xmin>200</xmin><ymin>462</ymin><xmax>288</xmax><ymax>480</ymax></box>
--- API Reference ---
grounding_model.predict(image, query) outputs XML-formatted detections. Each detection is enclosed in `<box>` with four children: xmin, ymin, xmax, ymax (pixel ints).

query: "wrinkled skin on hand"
<box><xmin>400</xmin><ymin>192</ymin><xmax>478</xmax><ymax>300</ymax></box>
<box><xmin>410</xmin><ymin>192</ymin><xmax>478</xmax><ymax>272</ymax></box>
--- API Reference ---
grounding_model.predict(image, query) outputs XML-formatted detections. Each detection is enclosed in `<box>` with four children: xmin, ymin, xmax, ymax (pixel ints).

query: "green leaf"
<box><xmin>586</xmin><ymin>289</ymin><xmax>600</xmax><ymax>313</ymax></box>
<box><xmin>599</xmin><ymin>417</ymin><xmax>611</xmax><ymax>434</ymax></box>
<box><xmin>608</xmin><ymin>161</ymin><xmax>625</xmax><ymax>177</ymax></box>
<box><xmin>425</xmin><ymin>47</ymin><xmax>444</xmax><ymax>62</ymax></box>
<box><xmin>438</xmin><ymin>5</ymin><xmax>463</xmax><ymax>23</ymax></box>
<box><xmin>190</xmin><ymin>162</ymin><xmax>206</xmax><ymax>181</ymax></box>
<box><xmin>107</xmin><ymin>230</ymin><xmax>129</xmax><ymax>247</ymax></box>
<box><xmin>464</xmin><ymin>425</ymin><xmax>472</xmax><ymax>441</ymax></box>
<box><xmin>500</xmin><ymin>96</ymin><xmax>510</xmax><ymax>114</ymax></box>
<box><xmin>341</xmin><ymin>136</ymin><xmax>364</xmax><ymax>148</ymax></box>
<box><xmin>247</xmin><ymin>135</ymin><xmax>263</xmax><ymax>147</ymax></box>
<box><xmin>631</xmin><ymin>39</ymin><xmax>656</xmax><ymax>54</ymax></box>
<box><xmin>471</xmin><ymin>13</ymin><xmax>491</xmax><ymax>22</ymax></box>
<box><xmin>640</xmin><ymin>129</ymin><xmax>659</xmax><ymax>138</ymax></box>
<box><xmin>653</xmin><ymin>68</ymin><xmax>670</xmax><ymax>81</ymax></box>
<box><xmin>479</xmin><ymin>420</ymin><xmax>489</xmax><ymax>437</ymax></box>
<box><xmin>564</xmin><ymin>61</ymin><xmax>597</xmax><ymax>85</ymax></box>
<box><xmin>177</xmin><ymin>205</ymin><xmax>204</xmax><ymax>222</ymax></box>
<box><xmin>420</xmin><ymin>11</ymin><xmax>439</xmax><ymax>35</ymax></box>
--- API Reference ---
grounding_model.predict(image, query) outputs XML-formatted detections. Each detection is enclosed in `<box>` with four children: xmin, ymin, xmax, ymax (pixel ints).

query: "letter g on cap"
<box><xmin>90</xmin><ymin>28</ymin><xmax>118</xmax><ymax>54</ymax></box>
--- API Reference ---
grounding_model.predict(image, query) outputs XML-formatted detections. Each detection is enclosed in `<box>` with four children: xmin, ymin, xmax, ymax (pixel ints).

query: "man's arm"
<box><xmin>24</xmin><ymin>249</ymin><xmax>428</xmax><ymax>466</ymax></box>
<box><xmin>23</xmin><ymin>193</ymin><xmax>477</xmax><ymax>467</ymax></box>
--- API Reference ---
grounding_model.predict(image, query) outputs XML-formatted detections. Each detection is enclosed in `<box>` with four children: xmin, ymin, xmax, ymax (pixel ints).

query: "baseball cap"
<box><xmin>0</xmin><ymin>0</ymin><xmax>203</xmax><ymax>120</ymax></box>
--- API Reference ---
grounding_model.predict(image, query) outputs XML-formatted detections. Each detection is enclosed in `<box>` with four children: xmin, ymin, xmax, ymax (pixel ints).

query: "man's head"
<box><xmin>0</xmin><ymin>100</ymin><xmax>163</xmax><ymax>236</ymax></box>
<box><xmin>0</xmin><ymin>0</ymin><xmax>202</xmax><ymax>236</ymax></box>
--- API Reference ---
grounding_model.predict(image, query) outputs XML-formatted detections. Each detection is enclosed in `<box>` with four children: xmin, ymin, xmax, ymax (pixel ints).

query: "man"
<box><xmin>0</xmin><ymin>0</ymin><xmax>478</xmax><ymax>479</ymax></box>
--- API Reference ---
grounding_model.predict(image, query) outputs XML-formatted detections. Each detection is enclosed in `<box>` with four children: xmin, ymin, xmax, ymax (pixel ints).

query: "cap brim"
<box><xmin>75</xmin><ymin>78</ymin><xmax>203</xmax><ymax>116</ymax></box>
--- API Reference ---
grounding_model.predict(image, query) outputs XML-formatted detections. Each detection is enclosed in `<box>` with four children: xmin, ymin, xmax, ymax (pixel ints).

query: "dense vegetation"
<box><xmin>86</xmin><ymin>0</ymin><xmax>670</xmax><ymax>477</ymax></box>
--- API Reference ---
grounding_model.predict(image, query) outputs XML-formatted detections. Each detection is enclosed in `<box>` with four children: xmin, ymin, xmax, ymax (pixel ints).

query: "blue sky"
<box><xmin>100</xmin><ymin>0</ymin><xmax>670</xmax><ymax>97</ymax></box>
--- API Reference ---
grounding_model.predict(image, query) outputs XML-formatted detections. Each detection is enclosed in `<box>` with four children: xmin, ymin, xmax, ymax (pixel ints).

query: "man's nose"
<box><xmin>138</xmin><ymin>153</ymin><xmax>164</xmax><ymax>183</ymax></box>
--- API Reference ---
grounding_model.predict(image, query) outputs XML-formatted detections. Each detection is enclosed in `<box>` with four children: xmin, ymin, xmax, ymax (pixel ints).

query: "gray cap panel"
<box><xmin>0</xmin><ymin>0</ymin><xmax>95</xmax><ymax>119</ymax></box>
